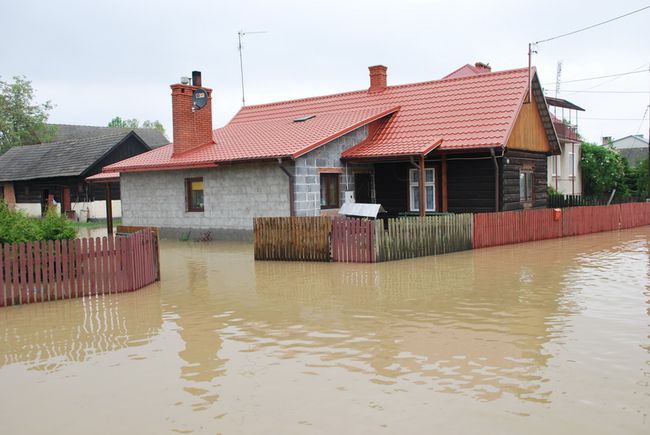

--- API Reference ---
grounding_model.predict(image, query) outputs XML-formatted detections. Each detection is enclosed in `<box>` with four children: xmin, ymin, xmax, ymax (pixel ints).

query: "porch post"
<box><xmin>418</xmin><ymin>154</ymin><xmax>425</xmax><ymax>217</ymax></box>
<box><xmin>105</xmin><ymin>183</ymin><xmax>113</xmax><ymax>235</ymax></box>
<box><xmin>3</xmin><ymin>182</ymin><xmax>16</xmax><ymax>210</ymax></box>
<box><xmin>62</xmin><ymin>186</ymin><xmax>71</xmax><ymax>216</ymax></box>
<box><xmin>441</xmin><ymin>154</ymin><xmax>448</xmax><ymax>212</ymax></box>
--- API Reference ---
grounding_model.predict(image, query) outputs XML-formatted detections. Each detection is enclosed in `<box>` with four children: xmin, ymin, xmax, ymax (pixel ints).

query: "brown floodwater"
<box><xmin>1</xmin><ymin>228</ymin><xmax>649</xmax><ymax>434</ymax></box>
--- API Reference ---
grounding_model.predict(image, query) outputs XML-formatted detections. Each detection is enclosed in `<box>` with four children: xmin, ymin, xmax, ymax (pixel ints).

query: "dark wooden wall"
<box><xmin>446</xmin><ymin>154</ymin><xmax>496</xmax><ymax>213</ymax></box>
<box><xmin>501</xmin><ymin>149</ymin><xmax>548</xmax><ymax>211</ymax></box>
<box><xmin>375</xmin><ymin>162</ymin><xmax>410</xmax><ymax>215</ymax></box>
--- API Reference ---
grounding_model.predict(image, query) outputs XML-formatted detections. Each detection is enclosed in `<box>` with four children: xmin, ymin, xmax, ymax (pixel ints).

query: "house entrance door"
<box><xmin>354</xmin><ymin>173</ymin><xmax>372</xmax><ymax>203</ymax></box>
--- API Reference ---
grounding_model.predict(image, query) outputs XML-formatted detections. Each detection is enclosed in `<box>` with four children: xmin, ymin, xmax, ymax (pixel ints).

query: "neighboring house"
<box><xmin>105</xmin><ymin>64</ymin><xmax>560</xmax><ymax>240</ymax></box>
<box><xmin>545</xmin><ymin>97</ymin><xmax>585</xmax><ymax>195</ymax></box>
<box><xmin>610</xmin><ymin>135</ymin><xmax>648</xmax><ymax>166</ymax></box>
<box><xmin>0</xmin><ymin>127</ymin><xmax>168</xmax><ymax>219</ymax></box>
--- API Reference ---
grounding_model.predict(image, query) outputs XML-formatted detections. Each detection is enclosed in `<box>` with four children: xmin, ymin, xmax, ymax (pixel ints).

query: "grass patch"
<box><xmin>71</xmin><ymin>218</ymin><xmax>122</xmax><ymax>229</ymax></box>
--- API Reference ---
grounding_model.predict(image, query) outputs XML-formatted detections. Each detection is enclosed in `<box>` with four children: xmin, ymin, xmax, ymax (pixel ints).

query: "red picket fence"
<box><xmin>331</xmin><ymin>217</ymin><xmax>375</xmax><ymax>263</ymax></box>
<box><xmin>474</xmin><ymin>202</ymin><xmax>650</xmax><ymax>249</ymax></box>
<box><xmin>562</xmin><ymin>205</ymin><xmax>621</xmax><ymax>237</ymax></box>
<box><xmin>619</xmin><ymin>202</ymin><xmax>650</xmax><ymax>229</ymax></box>
<box><xmin>0</xmin><ymin>229</ymin><xmax>159</xmax><ymax>307</ymax></box>
<box><xmin>473</xmin><ymin>208</ymin><xmax>563</xmax><ymax>249</ymax></box>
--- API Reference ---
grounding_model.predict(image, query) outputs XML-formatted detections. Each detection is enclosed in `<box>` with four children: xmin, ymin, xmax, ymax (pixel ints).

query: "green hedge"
<box><xmin>0</xmin><ymin>201</ymin><xmax>77</xmax><ymax>244</ymax></box>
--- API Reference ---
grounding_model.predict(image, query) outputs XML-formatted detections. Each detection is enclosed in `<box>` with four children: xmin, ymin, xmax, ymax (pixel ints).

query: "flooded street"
<box><xmin>1</xmin><ymin>228</ymin><xmax>649</xmax><ymax>434</ymax></box>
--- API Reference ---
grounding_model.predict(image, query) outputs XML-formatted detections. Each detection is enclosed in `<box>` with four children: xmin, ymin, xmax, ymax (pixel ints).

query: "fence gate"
<box><xmin>331</xmin><ymin>218</ymin><xmax>374</xmax><ymax>263</ymax></box>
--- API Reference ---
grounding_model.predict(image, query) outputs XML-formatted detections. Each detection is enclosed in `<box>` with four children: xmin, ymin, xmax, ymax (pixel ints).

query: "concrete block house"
<box><xmin>105</xmin><ymin>64</ymin><xmax>560</xmax><ymax>240</ymax></box>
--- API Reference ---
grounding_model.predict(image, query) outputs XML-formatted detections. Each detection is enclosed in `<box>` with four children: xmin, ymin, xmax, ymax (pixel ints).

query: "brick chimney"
<box><xmin>369</xmin><ymin>65</ymin><xmax>387</xmax><ymax>93</ymax></box>
<box><xmin>171</xmin><ymin>71</ymin><xmax>214</xmax><ymax>156</ymax></box>
<box><xmin>474</xmin><ymin>62</ymin><xmax>491</xmax><ymax>72</ymax></box>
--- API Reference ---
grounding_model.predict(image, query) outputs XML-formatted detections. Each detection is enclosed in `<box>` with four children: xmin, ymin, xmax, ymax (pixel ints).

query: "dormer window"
<box><xmin>293</xmin><ymin>115</ymin><xmax>315</xmax><ymax>123</ymax></box>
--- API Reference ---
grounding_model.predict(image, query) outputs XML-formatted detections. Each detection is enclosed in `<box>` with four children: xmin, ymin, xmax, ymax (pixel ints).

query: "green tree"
<box><xmin>108</xmin><ymin>117</ymin><xmax>165</xmax><ymax>135</ymax></box>
<box><xmin>0</xmin><ymin>76</ymin><xmax>55</xmax><ymax>155</ymax></box>
<box><xmin>580</xmin><ymin>142</ymin><xmax>630</xmax><ymax>198</ymax></box>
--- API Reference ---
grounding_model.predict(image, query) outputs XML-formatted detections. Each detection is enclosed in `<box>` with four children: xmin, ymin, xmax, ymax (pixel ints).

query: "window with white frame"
<box><xmin>569</xmin><ymin>148</ymin><xmax>576</xmax><ymax>178</ymax></box>
<box><xmin>552</xmin><ymin>155</ymin><xmax>561</xmax><ymax>177</ymax></box>
<box><xmin>409</xmin><ymin>168</ymin><xmax>435</xmax><ymax>212</ymax></box>
<box><xmin>519</xmin><ymin>169</ymin><xmax>534</xmax><ymax>203</ymax></box>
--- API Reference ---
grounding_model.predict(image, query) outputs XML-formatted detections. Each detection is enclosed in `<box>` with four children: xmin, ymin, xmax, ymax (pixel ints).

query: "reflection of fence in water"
<box><xmin>0</xmin><ymin>288</ymin><xmax>162</xmax><ymax>369</ymax></box>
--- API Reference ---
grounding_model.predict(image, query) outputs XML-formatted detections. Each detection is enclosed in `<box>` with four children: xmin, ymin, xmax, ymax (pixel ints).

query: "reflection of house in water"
<box><xmin>252</xmin><ymin>242</ymin><xmax>582</xmax><ymax>403</ymax></box>
<box><xmin>0</xmin><ymin>289</ymin><xmax>162</xmax><ymax>369</ymax></box>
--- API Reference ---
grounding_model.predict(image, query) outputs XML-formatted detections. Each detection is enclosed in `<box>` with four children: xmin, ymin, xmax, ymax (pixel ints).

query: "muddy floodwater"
<box><xmin>1</xmin><ymin>228</ymin><xmax>650</xmax><ymax>434</ymax></box>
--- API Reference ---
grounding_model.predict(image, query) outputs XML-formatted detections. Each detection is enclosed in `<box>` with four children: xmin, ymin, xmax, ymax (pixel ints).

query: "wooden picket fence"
<box><xmin>254</xmin><ymin>216</ymin><xmax>332</xmax><ymax>261</ymax></box>
<box><xmin>619</xmin><ymin>202</ymin><xmax>650</xmax><ymax>229</ymax></box>
<box><xmin>254</xmin><ymin>202</ymin><xmax>650</xmax><ymax>263</ymax></box>
<box><xmin>374</xmin><ymin>214</ymin><xmax>473</xmax><ymax>262</ymax></box>
<box><xmin>331</xmin><ymin>217</ymin><xmax>375</xmax><ymax>263</ymax></box>
<box><xmin>0</xmin><ymin>229</ymin><xmax>159</xmax><ymax>307</ymax></box>
<box><xmin>473</xmin><ymin>208</ymin><xmax>563</xmax><ymax>249</ymax></box>
<box><xmin>561</xmin><ymin>205</ymin><xmax>621</xmax><ymax>237</ymax></box>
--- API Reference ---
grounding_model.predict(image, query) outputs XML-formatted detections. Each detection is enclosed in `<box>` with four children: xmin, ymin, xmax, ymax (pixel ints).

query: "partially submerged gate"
<box><xmin>331</xmin><ymin>217</ymin><xmax>375</xmax><ymax>263</ymax></box>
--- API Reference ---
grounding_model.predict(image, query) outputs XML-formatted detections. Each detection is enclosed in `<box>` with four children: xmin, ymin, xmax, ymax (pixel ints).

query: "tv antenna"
<box><xmin>238</xmin><ymin>30</ymin><xmax>267</xmax><ymax>107</ymax></box>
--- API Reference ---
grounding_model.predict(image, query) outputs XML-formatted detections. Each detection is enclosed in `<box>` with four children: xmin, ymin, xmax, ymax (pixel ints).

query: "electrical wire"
<box><xmin>545</xmin><ymin>89</ymin><xmax>649</xmax><ymax>94</ymax></box>
<box><xmin>534</xmin><ymin>5</ymin><xmax>650</xmax><ymax>44</ymax></box>
<box><xmin>544</xmin><ymin>70</ymin><xmax>647</xmax><ymax>85</ymax></box>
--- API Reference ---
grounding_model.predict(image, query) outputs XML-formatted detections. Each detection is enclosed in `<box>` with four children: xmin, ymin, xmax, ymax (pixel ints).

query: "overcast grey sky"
<box><xmin>1</xmin><ymin>0</ymin><xmax>649</xmax><ymax>144</ymax></box>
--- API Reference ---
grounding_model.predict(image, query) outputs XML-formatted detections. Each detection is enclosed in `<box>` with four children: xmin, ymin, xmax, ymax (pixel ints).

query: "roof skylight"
<box><xmin>293</xmin><ymin>115</ymin><xmax>315</xmax><ymax>123</ymax></box>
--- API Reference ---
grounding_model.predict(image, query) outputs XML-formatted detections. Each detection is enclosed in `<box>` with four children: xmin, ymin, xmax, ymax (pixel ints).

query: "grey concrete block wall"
<box><xmin>121</xmin><ymin>163</ymin><xmax>289</xmax><ymax>240</ymax></box>
<box><xmin>293</xmin><ymin>126</ymin><xmax>373</xmax><ymax>216</ymax></box>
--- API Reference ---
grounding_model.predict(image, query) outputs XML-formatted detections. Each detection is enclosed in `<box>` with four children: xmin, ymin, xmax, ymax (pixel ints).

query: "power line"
<box><xmin>545</xmin><ymin>89</ymin><xmax>650</xmax><ymax>94</ymax></box>
<box><xmin>543</xmin><ymin>69</ymin><xmax>647</xmax><ymax>85</ymax></box>
<box><xmin>581</xmin><ymin>117</ymin><xmax>646</xmax><ymax>121</ymax></box>
<box><xmin>535</xmin><ymin>5</ymin><xmax>650</xmax><ymax>44</ymax></box>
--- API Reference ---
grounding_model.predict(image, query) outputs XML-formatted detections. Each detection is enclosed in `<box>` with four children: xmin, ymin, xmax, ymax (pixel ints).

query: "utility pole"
<box><xmin>238</xmin><ymin>30</ymin><xmax>267</xmax><ymax>107</ymax></box>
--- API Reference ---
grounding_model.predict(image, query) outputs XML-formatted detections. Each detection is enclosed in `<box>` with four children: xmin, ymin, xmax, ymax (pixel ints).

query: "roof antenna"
<box><xmin>238</xmin><ymin>30</ymin><xmax>267</xmax><ymax>107</ymax></box>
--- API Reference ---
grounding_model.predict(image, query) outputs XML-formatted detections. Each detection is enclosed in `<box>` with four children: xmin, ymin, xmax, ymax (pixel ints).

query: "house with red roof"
<box><xmin>104</xmin><ymin>64</ymin><xmax>560</xmax><ymax>240</ymax></box>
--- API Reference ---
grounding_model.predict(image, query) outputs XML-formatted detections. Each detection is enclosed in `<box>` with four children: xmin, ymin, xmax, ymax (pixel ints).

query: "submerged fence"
<box><xmin>0</xmin><ymin>229</ymin><xmax>159</xmax><ymax>307</ymax></box>
<box><xmin>374</xmin><ymin>214</ymin><xmax>473</xmax><ymax>262</ymax></box>
<box><xmin>254</xmin><ymin>216</ymin><xmax>331</xmax><ymax>261</ymax></box>
<box><xmin>255</xmin><ymin>202</ymin><xmax>650</xmax><ymax>263</ymax></box>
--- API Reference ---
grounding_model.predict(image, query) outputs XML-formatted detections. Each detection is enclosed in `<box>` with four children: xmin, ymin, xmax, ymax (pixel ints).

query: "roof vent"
<box><xmin>293</xmin><ymin>115</ymin><xmax>315</xmax><ymax>123</ymax></box>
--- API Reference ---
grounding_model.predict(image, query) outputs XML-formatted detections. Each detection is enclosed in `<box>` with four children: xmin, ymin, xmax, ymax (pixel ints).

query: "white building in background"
<box><xmin>609</xmin><ymin>135</ymin><xmax>648</xmax><ymax>167</ymax></box>
<box><xmin>545</xmin><ymin>97</ymin><xmax>584</xmax><ymax>195</ymax></box>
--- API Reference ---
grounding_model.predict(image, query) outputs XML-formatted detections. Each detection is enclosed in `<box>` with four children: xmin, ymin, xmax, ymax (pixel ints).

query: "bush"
<box><xmin>0</xmin><ymin>201</ymin><xmax>76</xmax><ymax>244</ymax></box>
<box><xmin>40</xmin><ymin>206</ymin><xmax>77</xmax><ymax>240</ymax></box>
<box><xmin>580</xmin><ymin>142</ymin><xmax>629</xmax><ymax>198</ymax></box>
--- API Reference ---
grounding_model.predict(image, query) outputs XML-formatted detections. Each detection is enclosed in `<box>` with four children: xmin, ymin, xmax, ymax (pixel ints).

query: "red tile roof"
<box><xmin>106</xmin><ymin>65</ymin><xmax>539</xmax><ymax>172</ymax></box>
<box><xmin>86</xmin><ymin>171</ymin><xmax>120</xmax><ymax>182</ymax></box>
<box><xmin>442</xmin><ymin>63</ymin><xmax>493</xmax><ymax>79</ymax></box>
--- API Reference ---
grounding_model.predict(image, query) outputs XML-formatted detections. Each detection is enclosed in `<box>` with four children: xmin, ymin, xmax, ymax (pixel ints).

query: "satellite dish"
<box><xmin>192</xmin><ymin>88</ymin><xmax>208</xmax><ymax>110</ymax></box>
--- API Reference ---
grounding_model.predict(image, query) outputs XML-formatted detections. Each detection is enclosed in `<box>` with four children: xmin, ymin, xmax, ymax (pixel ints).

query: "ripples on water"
<box><xmin>0</xmin><ymin>228</ymin><xmax>649</xmax><ymax>434</ymax></box>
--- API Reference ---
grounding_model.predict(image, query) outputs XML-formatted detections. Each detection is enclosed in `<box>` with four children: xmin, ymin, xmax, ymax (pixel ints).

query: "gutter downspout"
<box><xmin>490</xmin><ymin>148</ymin><xmax>499</xmax><ymax>212</ymax></box>
<box><xmin>277</xmin><ymin>158</ymin><xmax>295</xmax><ymax>217</ymax></box>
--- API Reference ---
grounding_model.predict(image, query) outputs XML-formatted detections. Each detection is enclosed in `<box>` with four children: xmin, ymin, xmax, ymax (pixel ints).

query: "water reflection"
<box><xmin>0</xmin><ymin>288</ymin><xmax>162</xmax><ymax>370</ymax></box>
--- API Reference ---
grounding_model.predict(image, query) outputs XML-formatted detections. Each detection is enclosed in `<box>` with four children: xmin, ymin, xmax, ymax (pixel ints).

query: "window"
<box><xmin>320</xmin><ymin>173</ymin><xmax>339</xmax><ymax>209</ymax></box>
<box><xmin>569</xmin><ymin>148</ymin><xmax>576</xmax><ymax>178</ymax></box>
<box><xmin>186</xmin><ymin>178</ymin><xmax>204</xmax><ymax>212</ymax></box>
<box><xmin>519</xmin><ymin>169</ymin><xmax>534</xmax><ymax>203</ymax></box>
<box><xmin>409</xmin><ymin>168</ymin><xmax>435</xmax><ymax>212</ymax></box>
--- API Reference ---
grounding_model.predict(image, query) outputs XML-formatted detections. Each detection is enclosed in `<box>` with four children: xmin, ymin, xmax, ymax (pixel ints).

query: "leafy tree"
<box><xmin>108</xmin><ymin>116</ymin><xmax>139</xmax><ymax>129</ymax></box>
<box><xmin>580</xmin><ymin>142</ymin><xmax>630</xmax><ymax>198</ymax></box>
<box><xmin>0</xmin><ymin>76</ymin><xmax>55</xmax><ymax>155</ymax></box>
<box><xmin>108</xmin><ymin>117</ymin><xmax>165</xmax><ymax>135</ymax></box>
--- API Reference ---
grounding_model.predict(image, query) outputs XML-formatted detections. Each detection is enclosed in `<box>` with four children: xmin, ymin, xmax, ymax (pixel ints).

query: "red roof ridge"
<box><xmin>231</xmin><ymin>66</ymin><xmax>533</xmax><ymax>118</ymax></box>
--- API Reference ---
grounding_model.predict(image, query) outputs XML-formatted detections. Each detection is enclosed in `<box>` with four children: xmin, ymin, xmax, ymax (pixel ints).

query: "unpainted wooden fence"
<box><xmin>374</xmin><ymin>214</ymin><xmax>473</xmax><ymax>262</ymax></box>
<box><xmin>253</xmin><ymin>216</ymin><xmax>332</xmax><ymax>261</ymax></box>
<box><xmin>0</xmin><ymin>229</ymin><xmax>159</xmax><ymax>307</ymax></box>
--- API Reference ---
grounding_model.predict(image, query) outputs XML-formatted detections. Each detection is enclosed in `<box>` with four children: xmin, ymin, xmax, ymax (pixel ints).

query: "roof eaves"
<box><xmin>290</xmin><ymin>106</ymin><xmax>401</xmax><ymax>159</ymax></box>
